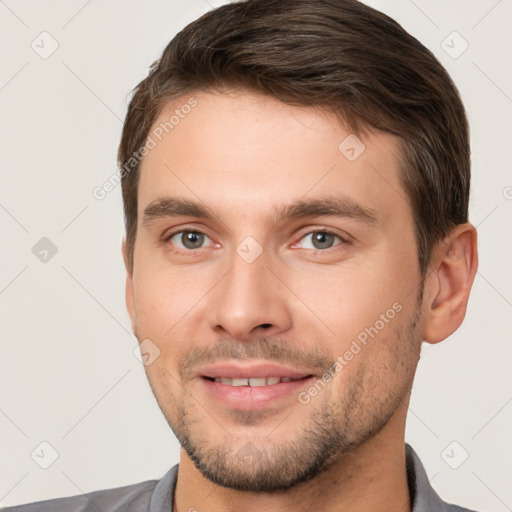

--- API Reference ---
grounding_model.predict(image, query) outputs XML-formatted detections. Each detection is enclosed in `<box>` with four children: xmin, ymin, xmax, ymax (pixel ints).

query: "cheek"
<box><xmin>130</xmin><ymin>265</ymin><xmax>216</xmax><ymax>385</ymax></box>
<box><xmin>132</xmin><ymin>275</ymin><xmax>172</xmax><ymax>336</ymax></box>
<box><xmin>131</xmin><ymin>263</ymin><xmax>210</xmax><ymax>338</ymax></box>
<box><xmin>285</xmin><ymin>257</ymin><xmax>409</xmax><ymax>345</ymax></box>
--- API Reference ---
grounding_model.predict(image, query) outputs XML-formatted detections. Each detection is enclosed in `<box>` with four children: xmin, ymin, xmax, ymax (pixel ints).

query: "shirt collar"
<box><xmin>406</xmin><ymin>444</ymin><xmax>454</xmax><ymax>511</ymax></box>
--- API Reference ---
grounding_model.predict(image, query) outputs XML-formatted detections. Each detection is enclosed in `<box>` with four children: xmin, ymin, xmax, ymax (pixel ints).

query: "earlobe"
<box><xmin>423</xmin><ymin>224</ymin><xmax>478</xmax><ymax>344</ymax></box>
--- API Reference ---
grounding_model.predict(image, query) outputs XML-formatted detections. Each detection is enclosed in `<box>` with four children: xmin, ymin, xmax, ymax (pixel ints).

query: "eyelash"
<box><xmin>164</xmin><ymin>228</ymin><xmax>348</xmax><ymax>256</ymax></box>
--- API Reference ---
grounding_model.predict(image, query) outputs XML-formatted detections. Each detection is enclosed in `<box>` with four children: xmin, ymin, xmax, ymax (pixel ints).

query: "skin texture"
<box><xmin>122</xmin><ymin>89</ymin><xmax>478</xmax><ymax>512</ymax></box>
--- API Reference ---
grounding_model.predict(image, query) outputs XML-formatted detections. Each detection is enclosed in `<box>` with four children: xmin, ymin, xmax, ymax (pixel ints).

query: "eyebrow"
<box><xmin>142</xmin><ymin>195</ymin><xmax>379</xmax><ymax>228</ymax></box>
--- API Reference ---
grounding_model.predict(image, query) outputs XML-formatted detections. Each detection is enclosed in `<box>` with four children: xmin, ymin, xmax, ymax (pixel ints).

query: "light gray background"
<box><xmin>1</xmin><ymin>0</ymin><xmax>511</xmax><ymax>509</ymax></box>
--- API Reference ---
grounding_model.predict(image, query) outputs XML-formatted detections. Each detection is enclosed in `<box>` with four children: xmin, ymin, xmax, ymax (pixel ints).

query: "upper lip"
<box><xmin>196</xmin><ymin>362</ymin><xmax>314</xmax><ymax>380</ymax></box>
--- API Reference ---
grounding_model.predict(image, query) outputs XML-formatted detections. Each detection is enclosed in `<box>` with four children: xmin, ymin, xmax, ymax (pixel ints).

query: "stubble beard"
<box><xmin>148</xmin><ymin>300</ymin><xmax>423</xmax><ymax>493</ymax></box>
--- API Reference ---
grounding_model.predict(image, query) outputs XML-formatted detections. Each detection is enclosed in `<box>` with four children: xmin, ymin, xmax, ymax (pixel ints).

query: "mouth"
<box><xmin>202</xmin><ymin>376</ymin><xmax>307</xmax><ymax>386</ymax></box>
<box><xmin>196</xmin><ymin>362</ymin><xmax>316</xmax><ymax>410</ymax></box>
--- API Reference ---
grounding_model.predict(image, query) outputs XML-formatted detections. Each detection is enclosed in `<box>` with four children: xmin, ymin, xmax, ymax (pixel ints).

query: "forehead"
<box><xmin>137</xmin><ymin>89</ymin><xmax>409</xmax><ymax>225</ymax></box>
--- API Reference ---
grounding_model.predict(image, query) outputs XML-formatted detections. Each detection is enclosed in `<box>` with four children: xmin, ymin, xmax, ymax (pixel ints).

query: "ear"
<box><xmin>423</xmin><ymin>223</ymin><xmax>478</xmax><ymax>344</ymax></box>
<box><xmin>121</xmin><ymin>238</ymin><xmax>137</xmax><ymax>338</ymax></box>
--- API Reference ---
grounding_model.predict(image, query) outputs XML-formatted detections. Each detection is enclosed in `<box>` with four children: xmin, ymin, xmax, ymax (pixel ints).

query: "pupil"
<box><xmin>183</xmin><ymin>231</ymin><xmax>203</xmax><ymax>249</ymax></box>
<box><xmin>313</xmin><ymin>232</ymin><xmax>333</xmax><ymax>249</ymax></box>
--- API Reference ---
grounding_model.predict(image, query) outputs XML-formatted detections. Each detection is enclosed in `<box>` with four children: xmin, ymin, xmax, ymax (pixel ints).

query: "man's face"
<box><xmin>125</xmin><ymin>89</ymin><xmax>425</xmax><ymax>492</ymax></box>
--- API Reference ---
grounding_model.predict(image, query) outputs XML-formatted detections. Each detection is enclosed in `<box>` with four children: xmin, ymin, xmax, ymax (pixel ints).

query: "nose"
<box><xmin>209</xmin><ymin>249</ymin><xmax>293</xmax><ymax>342</ymax></box>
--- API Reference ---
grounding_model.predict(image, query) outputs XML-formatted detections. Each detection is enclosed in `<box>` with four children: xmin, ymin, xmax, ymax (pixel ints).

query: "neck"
<box><xmin>173</xmin><ymin>407</ymin><xmax>411</xmax><ymax>512</ymax></box>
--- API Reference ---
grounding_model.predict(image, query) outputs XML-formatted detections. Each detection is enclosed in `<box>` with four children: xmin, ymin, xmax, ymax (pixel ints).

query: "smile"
<box><xmin>207</xmin><ymin>376</ymin><xmax>305</xmax><ymax>386</ymax></box>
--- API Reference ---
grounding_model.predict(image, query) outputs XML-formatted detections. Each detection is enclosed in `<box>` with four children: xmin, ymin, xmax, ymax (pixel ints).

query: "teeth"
<box><xmin>212</xmin><ymin>376</ymin><xmax>302</xmax><ymax>386</ymax></box>
<box><xmin>248</xmin><ymin>377</ymin><xmax>267</xmax><ymax>387</ymax></box>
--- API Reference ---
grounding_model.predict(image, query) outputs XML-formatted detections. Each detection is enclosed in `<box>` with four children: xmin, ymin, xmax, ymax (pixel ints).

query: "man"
<box><xmin>3</xmin><ymin>0</ymin><xmax>481</xmax><ymax>510</ymax></box>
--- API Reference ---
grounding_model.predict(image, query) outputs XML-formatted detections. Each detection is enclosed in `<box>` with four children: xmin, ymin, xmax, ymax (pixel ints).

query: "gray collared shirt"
<box><xmin>1</xmin><ymin>444</ymin><xmax>480</xmax><ymax>511</ymax></box>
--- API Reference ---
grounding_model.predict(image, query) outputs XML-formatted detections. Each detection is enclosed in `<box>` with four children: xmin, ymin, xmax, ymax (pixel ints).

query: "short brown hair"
<box><xmin>118</xmin><ymin>0</ymin><xmax>470</xmax><ymax>276</ymax></box>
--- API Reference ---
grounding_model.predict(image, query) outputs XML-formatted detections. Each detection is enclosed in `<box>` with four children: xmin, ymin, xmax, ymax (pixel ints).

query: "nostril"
<box><xmin>259</xmin><ymin>323</ymin><xmax>272</xmax><ymax>329</ymax></box>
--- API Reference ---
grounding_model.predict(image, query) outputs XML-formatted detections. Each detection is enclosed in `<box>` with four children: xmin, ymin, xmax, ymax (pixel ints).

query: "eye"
<box><xmin>166</xmin><ymin>230</ymin><xmax>213</xmax><ymax>251</ymax></box>
<box><xmin>298</xmin><ymin>231</ymin><xmax>345</xmax><ymax>251</ymax></box>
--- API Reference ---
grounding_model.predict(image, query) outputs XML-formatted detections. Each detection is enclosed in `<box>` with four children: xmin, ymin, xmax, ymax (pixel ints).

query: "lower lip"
<box><xmin>199</xmin><ymin>376</ymin><xmax>315</xmax><ymax>410</ymax></box>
